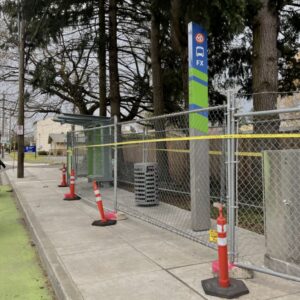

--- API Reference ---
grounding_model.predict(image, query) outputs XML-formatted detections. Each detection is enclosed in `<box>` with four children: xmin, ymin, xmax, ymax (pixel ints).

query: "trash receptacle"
<box><xmin>134</xmin><ymin>163</ymin><xmax>158</xmax><ymax>206</ymax></box>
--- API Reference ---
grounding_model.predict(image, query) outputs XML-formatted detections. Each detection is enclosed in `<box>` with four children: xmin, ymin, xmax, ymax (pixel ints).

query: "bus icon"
<box><xmin>196</xmin><ymin>46</ymin><xmax>205</xmax><ymax>57</ymax></box>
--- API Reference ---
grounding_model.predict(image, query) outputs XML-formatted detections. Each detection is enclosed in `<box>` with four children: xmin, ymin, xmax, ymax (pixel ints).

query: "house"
<box><xmin>34</xmin><ymin>118</ymin><xmax>82</xmax><ymax>154</ymax></box>
<box><xmin>48</xmin><ymin>133</ymin><xmax>67</xmax><ymax>155</ymax></box>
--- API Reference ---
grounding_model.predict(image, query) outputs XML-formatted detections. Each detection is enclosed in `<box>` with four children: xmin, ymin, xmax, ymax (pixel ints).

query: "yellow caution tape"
<box><xmin>155</xmin><ymin>149</ymin><xmax>262</xmax><ymax>157</ymax></box>
<box><xmin>148</xmin><ymin>148</ymin><xmax>190</xmax><ymax>153</ymax></box>
<box><xmin>236</xmin><ymin>151</ymin><xmax>262</xmax><ymax>157</ymax></box>
<box><xmin>209</xmin><ymin>150</ymin><xmax>221</xmax><ymax>155</ymax></box>
<box><xmin>73</xmin><ymin>133</ymin><xmax>300</xmax><ymax>150</ymax></box>
<box><xmin>121</xmin><ymin>147</ymin><xmax>262</xmax><ymax>157</ymax></box>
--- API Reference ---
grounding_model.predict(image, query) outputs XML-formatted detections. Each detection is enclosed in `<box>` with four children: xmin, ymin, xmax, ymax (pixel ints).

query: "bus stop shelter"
<box><xmin>53</xmin><ymin>113</ymin><xmax>112</xmax><ymax>183</ymax></box>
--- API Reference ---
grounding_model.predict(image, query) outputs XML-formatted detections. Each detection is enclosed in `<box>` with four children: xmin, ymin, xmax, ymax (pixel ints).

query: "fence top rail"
<box><xmin>233</xmin><ymin>91</ymin><xmax>300</xmax><ymax>97</ymax></box>
<box><xmin>235</xmin><ymin>107</ymin><xmax>300</xmax><ymax>118</ymax></box>
<box><xmin>119</xmin><ymin>105</ymin><xmax>226</xmax><ymax>126</ymax></box>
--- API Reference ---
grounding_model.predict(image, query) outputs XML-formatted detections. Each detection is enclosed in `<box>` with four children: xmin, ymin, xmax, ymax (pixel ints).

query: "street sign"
<box><xmin>24</xmin><ymin>146</ymin><xmax>36</xmax><ymax>153</ymax></box>
<box><xmin>188</xmin><ymin>22</ymin><xmax>208</xmax><ymax>133</ymax></box>
<box><xmin>188</xmin><ymin>22</ymin><xmax>210</xmax><ymax>231</ymax></box>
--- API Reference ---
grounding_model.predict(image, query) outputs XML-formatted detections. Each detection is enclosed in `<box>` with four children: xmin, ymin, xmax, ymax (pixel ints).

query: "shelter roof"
<box><xmin>53</xmin><ymin>113</ymin><xmax>111</xmax><ymax>128</ymax></box>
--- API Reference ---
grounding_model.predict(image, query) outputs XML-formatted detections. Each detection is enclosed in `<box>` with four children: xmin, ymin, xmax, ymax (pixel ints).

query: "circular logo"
<box><xmin>195</xmin><ymin>33</ymin><xmax>205</xmax><ymax>44</ymax></box>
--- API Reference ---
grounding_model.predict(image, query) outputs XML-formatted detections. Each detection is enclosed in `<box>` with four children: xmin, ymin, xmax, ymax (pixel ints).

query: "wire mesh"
<box><xmin>234</xmin><ymin>92</ymin><xmax>300</xmax><ymax>278</ymax></box>
<box><xmin>115</xmin><ymin>108</ymin><xmax>226</xmax><ymax>246</ymax></box>
<box><xmin>68</xmin><ymin>91</ymin><xmax>300</xmax><ymax>280</ymax></box>
<box><xmin>70</xmin><ymin>107</ymin><xmax>226</xmax><ymax>247</ymax></box>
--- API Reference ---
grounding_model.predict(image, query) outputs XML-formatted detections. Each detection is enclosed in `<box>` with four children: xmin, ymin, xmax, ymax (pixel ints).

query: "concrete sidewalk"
<box><xmin>2</xmin><ymin>165</ymin><xmax>300</xmax><ymax>300</ymax></box>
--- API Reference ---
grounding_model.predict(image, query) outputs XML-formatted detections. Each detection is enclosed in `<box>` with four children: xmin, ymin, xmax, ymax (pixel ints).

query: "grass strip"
<box><xmin>0</xmin><ymin>185</ymin><xmax>54</xmax><ymax>300</ymax></box>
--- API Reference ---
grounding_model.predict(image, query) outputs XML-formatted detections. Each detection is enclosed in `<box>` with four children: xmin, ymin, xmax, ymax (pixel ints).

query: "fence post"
<box><xmin>234</xmin><ymin>106</ymin><xmax>240</xmax><ymax>263</ymax></box>
<box><xmin>220</xmin><ymin>103</ymin><xmax>227</xmax><ymax>204</ymax></box>
<box><xmin>113</xmin><ymin>115</ymin><xmax>118</xmax><ymax>211</ymax></box>
<box><xmin>226</xmin><ymin>92</ymin><xmax>231</xmax><ymax>260</ymax></box>
<box><xmin>72</xmin><ymin>132</ymin><xmax>75</xmax><ymax>176</ymax></box>
<box><xmin>226</xmin><ymin>91</ymin><xmax>236</xmax><ymax>263</ymax></box>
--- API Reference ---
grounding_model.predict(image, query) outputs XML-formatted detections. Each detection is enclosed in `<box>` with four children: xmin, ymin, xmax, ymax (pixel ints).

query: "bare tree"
<box><xmin>98</xmin><ymin>0</ymin><xmax>107</xmax><ymax>117</ymax></box>
<box><xmin>108</xmin><ymin>0</ymin><xmax>121</xmax><ymax>120</ymax></box>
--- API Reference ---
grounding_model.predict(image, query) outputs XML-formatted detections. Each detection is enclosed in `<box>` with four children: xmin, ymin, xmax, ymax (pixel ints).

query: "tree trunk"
<box><xmin>151</xmin><ymin>10</ymin><xmax>164</xmax><ymax>116</ymax></box>
<box><xmin>181</xmin><ymin>47</ymin><xmax>188</xmax><ymax>110</ymax></box>
<box><xmin>252</xmin><ymin>0</ymin><xmax>279</xmax><ymax>133</ymax></box>
<box><xmin>170</xmin><ymin>0</ymin><xmax>188</xmax><ymax>109</ymax></box>
<box><xmin>243</xmin><ymin>0</ymin><xmax>280</xmax><ymax>207</ymax></box>
<box><xmin>151</xmin><ymin>5</ymin><xmax>169</xmax><ymax>183</ymax></box>
<box><xmin>99</xmin><ymin>0</ymin><xmax>107</xmax><ymax>117</ymax></box>
<box><xmin>108</xmin><ymin>0</ymin><xmax>120</xmax><ymax>120</ymax></box>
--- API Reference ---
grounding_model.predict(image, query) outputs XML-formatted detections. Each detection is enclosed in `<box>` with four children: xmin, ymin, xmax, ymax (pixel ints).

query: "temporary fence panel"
<box><xmin>69</xmin><ymin>91</ymin><xmax>300</xmax><ymax>281</ymax></box>
<box><xmin>71</xmin><ymin>106</ymin><xmax>227</xmax><ymax>248</ymax></box>
<box><xmin>73</xmin><ymin>130</ymin><xmax>88</xmax><ymax>177</ymax></box>
<box><xmin>115</xmin><ymin>107</ymin><xmax>227</xmax><ymax>246</ymax></box>
<box><xmin>233</xmin><ymin>92</ymin><xmax>300</xmax><ymax>281</ymax></box>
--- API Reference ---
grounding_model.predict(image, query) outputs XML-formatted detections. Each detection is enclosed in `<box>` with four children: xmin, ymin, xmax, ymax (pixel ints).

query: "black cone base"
<box><xmin>202</xmin><ymin>278</ymin><xmax>249</xmax><ymax>299</ymax></box>
<box><xmin>63</xmin><ymin>195</ymin><xmax>81</xmax><ymax>201</ymax></box>
<box><xmin>58</xmin><ymin>184</ymin><xmax>68</xmax><ymax>187</ymax></box>
<box><xmin>92</xmin><ymin>219</ymin><xmax>117</xmax><ymax>227</ymax></box>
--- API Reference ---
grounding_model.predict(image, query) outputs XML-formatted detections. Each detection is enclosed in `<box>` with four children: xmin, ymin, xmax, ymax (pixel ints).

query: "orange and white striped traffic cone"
<box><xmin>63</xmin><ymin>169</ymin><xmax>81</xmax><ymax>200</ymax></box>
<box><xmin>201</xmin><ymin>203</ymin><xmax>249</xmax><ymax>298</ymax></box>
<box><xmin>58</xmin><ymin>164</ymin><xmax>68</xmax><ymax>187</ymax></box>
<box><xmin>91</xmin><ymin>181</ymin><xmax>116</xmax><ymax>227</ymax></box>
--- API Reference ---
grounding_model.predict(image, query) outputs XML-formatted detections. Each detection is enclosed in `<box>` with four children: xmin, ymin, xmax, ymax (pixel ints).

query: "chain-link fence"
<box><xmin>233</xmin><ymin>92</ymin><xmax>300</xmax><ymax>280</ymax></box>
<box><xmin>115</xmin><ymin>106</ymin><xmax>227</xmax><ymax>246</ymax></box>
<box><xmin>67</xmin><ymin>91</ymin><xmax>300</xmax><ymax>281</ymax></box>
<box><xmin>69</xmin><ymin>106</ymin><xmax>227</xmax><ymax>247</ymax></box>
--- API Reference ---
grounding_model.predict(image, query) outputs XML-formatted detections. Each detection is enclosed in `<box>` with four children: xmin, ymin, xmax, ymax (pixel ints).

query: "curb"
<box><xmin>1</xmin><ymin>171</ymin><xmax>83</xmax><ymax>300</ymax></box>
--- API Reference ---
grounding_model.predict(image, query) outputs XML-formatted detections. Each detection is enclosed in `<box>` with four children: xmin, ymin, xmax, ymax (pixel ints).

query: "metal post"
<box><xmin>220</xmin><ymin>103</ymin><xmax>226</xmax><ymax>204</ymax></box>
<box><xmin>66</xmin><ymin>132</ymin><xmax>71</xmax><ymax>184</ymax></box>
<box><xmin>227</xmin><ymin>91</ymin><xmax>236</xmax><ymax>263</ymax></box>
<box><xmin>226</xmin><ymin>91</ymin><xmax>232</xmax><ymax>256</ymax></box>
<box><xmin>234</xmin><ymin>113</ymin><xmax>240</xmax><ymax>261</ymax></box>
<box><xmin>72</xmin><ymin>132</ymin><xmax>76</xmax><ymax>176</ymax></box>
<box><xmin>113</xmin><ymin>115</ymin><xmax>118</xmax><ymax>211</ymax></box>
<box><xmin>71</xmin><ymin>105</ymin><xmax>76</xmax><ymax>176</ymax></box>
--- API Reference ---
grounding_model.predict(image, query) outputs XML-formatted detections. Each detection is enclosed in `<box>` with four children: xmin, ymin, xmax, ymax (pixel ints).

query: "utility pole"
<box><xmin>2</xmin><ymin>95</ymin><xmax>5</xmax><ymax>158</ymax></box>
<box><xmin>9</xmin><ymin>114</ymin><xmax>12</xmax><ymax>153</ymax></box>
<box><xmin>17</xmin><ymin>0</ymin><xmax>25</xmax><ymax>178</ymax></box>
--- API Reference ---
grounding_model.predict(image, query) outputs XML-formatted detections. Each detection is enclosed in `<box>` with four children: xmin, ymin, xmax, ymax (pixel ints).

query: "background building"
<box><xmin>34</xmin><ymin>118</ymin><xmax>82</xmax><ymax>154</ymax></box>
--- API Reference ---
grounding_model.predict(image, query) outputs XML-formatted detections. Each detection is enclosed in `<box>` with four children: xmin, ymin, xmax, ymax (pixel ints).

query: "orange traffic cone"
<box><xmin>91</xmin><ymin>181</ymin><xmax>116</xmax><ymax>226</ymax></box>
<box><xmin>201</xmin><ymin>203</ymin><xmax>249</xmax><ymax>298</ymax></box>
<box><xmin>63</xmin><ymin>169</ymin><xmax>81</xmax><ymax>200</ymax></box>
<box><xmin>58</xmin><ymin>164</ymin><xmax>68</xmax><ymax>187</ymax></box>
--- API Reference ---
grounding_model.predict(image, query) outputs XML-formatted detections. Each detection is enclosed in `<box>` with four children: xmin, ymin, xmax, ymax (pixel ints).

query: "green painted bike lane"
<box><xmin>0</xmin><ymin>185</ymin><xmax>53</xmax><ymax>300</ymax></box>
